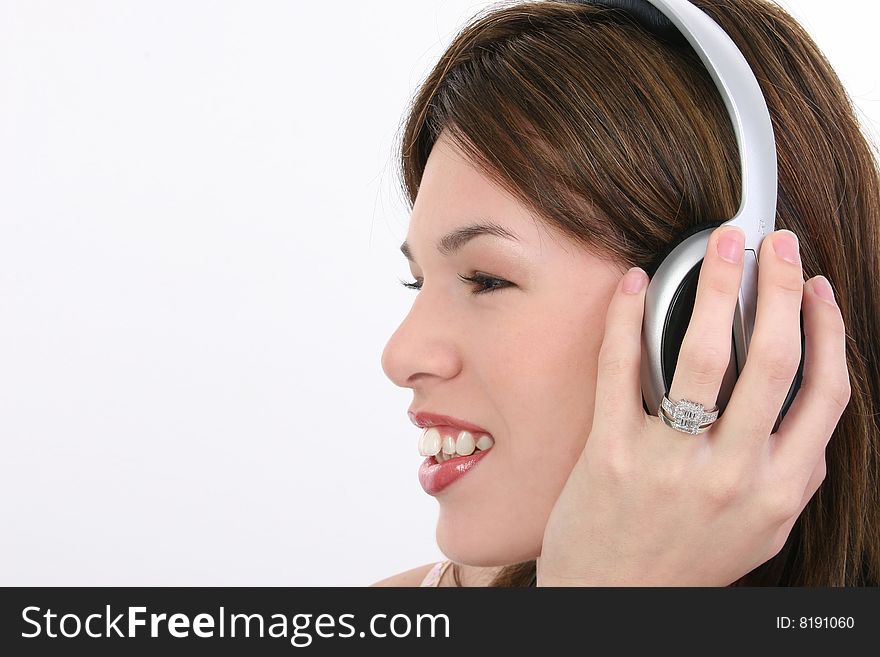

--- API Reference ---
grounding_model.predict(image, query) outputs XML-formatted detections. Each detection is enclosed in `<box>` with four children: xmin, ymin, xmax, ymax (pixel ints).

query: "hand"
<box><xmin>537</xmin><ymin>227</ymin><xmax>851</xmax><ymax>586</ymax></box>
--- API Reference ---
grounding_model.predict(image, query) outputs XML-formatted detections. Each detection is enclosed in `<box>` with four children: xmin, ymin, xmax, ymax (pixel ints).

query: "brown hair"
<box><xmin>395</xmin><ymin>0</ymin><xmax>880</xmax><ymax>586</ymax></box>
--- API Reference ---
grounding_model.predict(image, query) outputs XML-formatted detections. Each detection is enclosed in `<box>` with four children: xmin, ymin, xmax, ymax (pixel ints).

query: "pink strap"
<box><xmin>419</xmin><ymin>560</ymin><xmax>452</xmax><ymax>587</ymax></box>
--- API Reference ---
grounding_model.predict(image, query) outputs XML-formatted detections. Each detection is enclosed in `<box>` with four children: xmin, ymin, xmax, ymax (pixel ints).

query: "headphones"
<box><xmin>572</xmin><ymin>0</ymin><xmax>805</xmax><ymax>434</ymax></box>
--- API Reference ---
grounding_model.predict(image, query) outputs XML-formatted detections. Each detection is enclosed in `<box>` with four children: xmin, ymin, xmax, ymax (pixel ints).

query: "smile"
<box><xmin>417</xmin><ymin>426</ymin><xmax>495</xmax><ymax>495</ymax></box>
<box><xmin>417</xmin><ymin>426</ymin><xmax>495</xmax><ymax>462</ymax></box>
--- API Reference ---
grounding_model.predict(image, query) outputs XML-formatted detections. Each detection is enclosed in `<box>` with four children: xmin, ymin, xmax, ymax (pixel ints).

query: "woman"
<box><xmin>372</xmin><ymin>0</ymin><xmax>879</xmax><ymax>586</ymax></box>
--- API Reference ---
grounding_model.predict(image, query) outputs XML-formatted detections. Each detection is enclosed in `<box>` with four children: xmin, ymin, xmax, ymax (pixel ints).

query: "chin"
<box><xmin>434</xmin><ymin>505</ymin><xmax>543</xmax><ymax>567</ymax></box>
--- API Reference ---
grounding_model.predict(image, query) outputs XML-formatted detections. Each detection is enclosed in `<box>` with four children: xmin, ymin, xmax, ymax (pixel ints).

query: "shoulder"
<box><xmin>369</xmin><ymin>562</ymin><xmax>444</xmax><ymax>587</ymax></box>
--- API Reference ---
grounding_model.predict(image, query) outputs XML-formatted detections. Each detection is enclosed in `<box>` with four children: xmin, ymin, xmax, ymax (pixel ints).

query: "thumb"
<box><xmin>592</xmin><ymin>267</ymin><xmax>649</xmax><ymax>431</ymax></box>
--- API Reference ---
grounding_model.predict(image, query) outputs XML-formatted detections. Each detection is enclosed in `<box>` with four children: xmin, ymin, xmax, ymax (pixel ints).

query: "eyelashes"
<box><xmin>399</xmin><ymin>273</ymin><xmax>513</xmax><ymax>295</ymax></box>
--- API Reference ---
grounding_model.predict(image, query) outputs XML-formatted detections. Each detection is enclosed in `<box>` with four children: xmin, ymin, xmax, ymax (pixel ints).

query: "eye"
<box><xmin>457</xmin><ymin>273</ymin><xmax>512</xmax><ymax>295</ymax></box>
<box><xmin>399</xmin><ymin>278</ymin><xmax>422</xmax><ymax>291</ymax></box>
<box><xmin>398</xmin><ymin>273</ymin><xmax>513</xmax><ymax>296</ymax></box>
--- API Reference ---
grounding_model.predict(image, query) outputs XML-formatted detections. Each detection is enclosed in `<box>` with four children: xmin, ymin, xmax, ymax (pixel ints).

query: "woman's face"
<box><xmin>381</xmin><ymin>130</ymin><xmax>626</xmax><ymax>566</ymax></box>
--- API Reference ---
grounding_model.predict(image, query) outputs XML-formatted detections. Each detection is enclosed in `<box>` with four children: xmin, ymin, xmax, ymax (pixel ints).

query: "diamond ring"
<box><xmin>658</xmin><ymin>395</ymin><xmax>720</xmax><ymax>435</ymax></box>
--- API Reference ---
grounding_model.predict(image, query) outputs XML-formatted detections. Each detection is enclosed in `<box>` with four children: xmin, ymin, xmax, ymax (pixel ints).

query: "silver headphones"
<box><xmin>574</xmin><ymin>0</ymin><xmax>805</xmax><ymax>433</ymax></box>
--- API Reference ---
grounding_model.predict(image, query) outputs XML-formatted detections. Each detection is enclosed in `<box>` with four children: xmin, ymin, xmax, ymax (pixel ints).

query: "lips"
<box><xmin>418</xmin><ymin>449</ymin><xmax>490</xmax><ymax>495</ymax></box>
<box><xmin>408</xmin><ymin>410</ymin><xmax>491</xmax><ymax>434</ymax></box>
<box><xmin>409</xmin><ymin>410</ymin><xmax>494</xmax><ymax>495</ymax></box>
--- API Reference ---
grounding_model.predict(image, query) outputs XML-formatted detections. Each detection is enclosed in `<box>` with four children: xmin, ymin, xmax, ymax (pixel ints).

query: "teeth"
<box><xmin>419</xmin><ymin>427</ymin><xmax>494</xmax><ymax>460</ymax></box>
<box><xmin>418</xmin><ymin>427</ymin><xmax>442</xmax><ymax>456</ymax></box>
<box><xmin>455</xmin><ymin>431</ymin><xmax>475</xmax><ymax>456</ymax></box>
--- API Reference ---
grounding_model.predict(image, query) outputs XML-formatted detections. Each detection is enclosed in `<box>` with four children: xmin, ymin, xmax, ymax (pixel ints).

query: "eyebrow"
<box><xmin>399</xmin><ymin>220</ymin><xmax>519</xmax><ymax>262</ymax></box>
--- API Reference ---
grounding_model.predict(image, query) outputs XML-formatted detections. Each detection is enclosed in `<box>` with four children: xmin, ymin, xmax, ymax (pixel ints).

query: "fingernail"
<box><xmin>812</xmin><ymin>275</ymin><xmax>836</xmax><ymax>304</ymax></box>
<box><xmin>622</xmin><ymin>267</ymin><xmax>647</xmax><ymax>294</ymax></box>
<box><xmin>717</xmin><ymin>227</ymin><xmax>744</xmax><ymax>264</ymax></box>
<box><xmin>773</xmin><ymin>230</ymin><xmax>800</xmax><ymax>265</ymax></box>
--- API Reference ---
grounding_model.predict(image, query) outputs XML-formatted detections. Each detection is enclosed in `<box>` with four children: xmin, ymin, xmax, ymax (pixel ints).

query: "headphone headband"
<box><xmin>574</xmin><ymin>0</ymin><xmax>777</xmax><ymax>249</ymax></box>
<box><xmin>580</xmin><ymin>0</ymin><xmax>690</xmax><ymax>48</ymax></box>
<box><xmin>567</xmin><ymin>0</ymin><xmax>799</xmax><ymax>432</ymax></box>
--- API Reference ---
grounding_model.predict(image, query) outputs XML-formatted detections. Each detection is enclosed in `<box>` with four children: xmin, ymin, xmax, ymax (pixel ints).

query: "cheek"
<box><xmin>484</xmin><ymin>301</ymin><xmax>606</xmax><ymax>471</ymax></box>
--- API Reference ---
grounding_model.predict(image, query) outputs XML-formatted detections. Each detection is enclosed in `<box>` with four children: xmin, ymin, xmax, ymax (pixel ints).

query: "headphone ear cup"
<box><xmin>660</xmin><ymin>259</ymin><xmax>699</xmax><ymax>388</ymax></box>
<box><xmin>644</xmin><ymin>220</ymin><xmax>727</xmax><ymax>279</ymax></box>
<box><xmin>652</xmin><ymin>253</ymin><xmax>739</xmax><ymax>416</ymax></box>
<box><xmin>640</xmin><ymin>222</ymin><xmax>736</xmax><ymax>417</ymax></box>
<box><xmin>660</xmin><ymin>260</ymin><xmax>703</xmax><ymax>390</ymax></box>
<box><xmin>640</xmin><ymin>221</ymin><xmax>805</xmax><ymax>435</ymax></box>
<box><xmin>772</xmin><ymin>307</ymin><xmax>805</xmax><ymax>434</ymax></box>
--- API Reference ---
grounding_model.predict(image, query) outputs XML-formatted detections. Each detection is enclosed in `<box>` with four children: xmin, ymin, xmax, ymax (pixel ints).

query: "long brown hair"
<box><xmin>395</xmin><ymin>0</ymin><xmax>880</xmax><ymax>586</ymax></box>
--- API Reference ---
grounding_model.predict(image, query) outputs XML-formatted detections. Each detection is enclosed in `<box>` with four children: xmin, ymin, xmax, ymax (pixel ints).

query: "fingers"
<box><xmin>667</xmin><ymin>225</ymin><xmax>745</xmax><ymax>413</ymax></box>
<box><xmin>770</xmin><ymin>275</ymin><xmax>851</xmax><ymax>483</ymax></box>
<box><xmin>592</xmin><ymin>266</ymin><xmax>649</xmax><ymax>436</ymax></box>
<box><xmin>717</xmin><ymin>230</ymin><xmax>806</xmax><ymax>455</ymax></box>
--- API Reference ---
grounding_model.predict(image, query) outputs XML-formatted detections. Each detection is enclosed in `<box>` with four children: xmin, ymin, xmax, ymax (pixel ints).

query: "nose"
<box><xmin>381</xmin><ymin>291</ymin><xmax>462</xmax><ymax>389</ymax></box>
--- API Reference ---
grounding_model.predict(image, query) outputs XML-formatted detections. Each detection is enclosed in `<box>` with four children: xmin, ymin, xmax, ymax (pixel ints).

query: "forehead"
<box><xmin>408</xmin><ymin>131</ymin><xmax>557</xmax><ymax>253</ymax></box>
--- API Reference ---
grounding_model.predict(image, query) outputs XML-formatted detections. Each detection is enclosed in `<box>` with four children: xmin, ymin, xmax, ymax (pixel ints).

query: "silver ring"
<box><xmin>657</xmin><ymin>395</ymin><xmax>720</xmax><ymax>435</ymax></box>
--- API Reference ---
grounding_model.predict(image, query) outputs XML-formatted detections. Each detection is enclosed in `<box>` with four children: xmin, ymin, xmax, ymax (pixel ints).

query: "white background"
<box><xmin>0</xmin><ymin>0</ymin><xmax>877</xmax><ymax>586</ymax></box>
